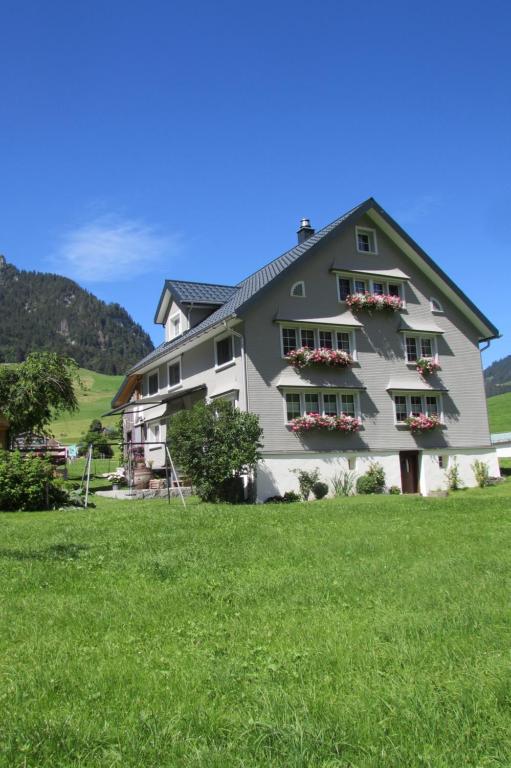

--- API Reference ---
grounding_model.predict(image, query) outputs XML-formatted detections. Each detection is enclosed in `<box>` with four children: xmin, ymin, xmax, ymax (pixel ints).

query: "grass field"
<box><xmin>1</xmin><ymin>482</ymin><xmax>511</xmax><ymax>767</ymax></box>
<box><xmin>487</xmin><ymin>391</ymin><xmax>511</xmax><ymax>433</ymax></box>
<box><xmin>49</xmin><ymin>368</ymin><xmax>123</xmax><ymax>444</ymax></box>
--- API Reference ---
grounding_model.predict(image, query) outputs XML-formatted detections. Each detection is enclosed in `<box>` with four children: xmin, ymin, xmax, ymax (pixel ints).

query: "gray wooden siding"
<box><xmin>244</xmin><ymin>213</ymin><xmax>491</xmax><ymax>453</ymax></box>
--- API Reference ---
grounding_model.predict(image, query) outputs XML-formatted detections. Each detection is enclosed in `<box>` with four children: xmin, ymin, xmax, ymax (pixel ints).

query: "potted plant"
<box><xmin>290</xmin><ymin>412</ymin><xmax>361</xmax><ymax>433</ymax></box>
<box><xmin>415</xmin><ymin>357</ymin><xmax>441</xmax><ymax>376</ymax></box>
<box><xmin>346</xmin><ymin>292</ymin><xmax>403</xmax><ymax>312</ymax></box>
<box><xmin>286</xmin><ymin>347</ymin><xmax>353</xmax><ymax>369</ymax></box>
<box><xmin>107</xmin><ymin>467</ymin><xmax>126</xmax><ymax>491</ymax></box>
<box><xmin>405</xmin><ymin>413</ymin><xmax>441</xmax><ymax>433</ymax></box>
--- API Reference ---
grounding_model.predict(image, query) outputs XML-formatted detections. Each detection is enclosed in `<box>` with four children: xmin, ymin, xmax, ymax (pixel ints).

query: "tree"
<box><xmin>167</xmin><ymin>400</ymin><xmax>263</xmax><ymax>502</ymax></box>
<box><xmin>78</xmin><ymin>419</ymin><xmax>113</xmax><ymax>458</ymax></box>
<box><xmin>0</xmin><ymin>352</ymin><xmax>80</xmax><ymax>443</ymax></box>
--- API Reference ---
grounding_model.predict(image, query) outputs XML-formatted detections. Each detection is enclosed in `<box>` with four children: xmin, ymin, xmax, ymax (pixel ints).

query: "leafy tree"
<box><xmin>78</xmin><ymin>419</ymin><xmax>114</xmax><ymax>458</ymax></box>
<box><xmin>0</xmin><ymin>451</ymin><xmax>67</xmax><ymax>511</ymax></box>
<box><xmin>167</xmin><ymin>400</ymin><xmax>263</xmax><ymax>502</ymax></box>
<box><xmin>0</xmin><ymin>352</ymin><xmax>80</xmax><ymax>442</ymax></box>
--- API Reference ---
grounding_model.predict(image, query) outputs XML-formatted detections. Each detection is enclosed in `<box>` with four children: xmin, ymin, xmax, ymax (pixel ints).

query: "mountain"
<box><xmin>484</xmin><ymin>355</ymin><xmax>511</xmax><ymax>398</ymax></box>
<box><xmin>0</xmin><ymin>256</ymin><xmax>153</xmax><ymax>375</ymax></box>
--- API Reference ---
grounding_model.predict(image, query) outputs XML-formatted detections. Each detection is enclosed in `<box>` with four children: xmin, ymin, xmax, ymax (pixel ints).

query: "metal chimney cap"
<box><xmin>299</xmin><ymin>218</ymin><xmax>312</xmax><ymax>229</ymax></box>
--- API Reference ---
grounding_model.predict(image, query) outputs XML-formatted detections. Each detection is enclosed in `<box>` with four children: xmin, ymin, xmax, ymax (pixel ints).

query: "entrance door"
<box><xmin>400</xmin><ymin>451</ymin><xmax>420</xmax><ymax>493</ymax></box>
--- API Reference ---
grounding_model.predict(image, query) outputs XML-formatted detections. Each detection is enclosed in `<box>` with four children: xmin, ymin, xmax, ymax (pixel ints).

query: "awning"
<box><xmin>330</xmin><ymin>267</ymin><xmax>410</xmax><ymax>280</ymax></box>
<box><xmin>102</xmin><ymin>385</ymin><xmax>207</xmax><ymax>417</ymax></box>
<box><xmin>277</xmin><ymin>381</ymin><xmax>366</xmax><ymax>391</ymax></box>
<box><xmin>274</xmin><ymin>314</ymin><xmax>363</xmax><ymax>328</ymax></box>
<box><xmin>398</xmin><ymin>319</ymin><xmax>444</xmax><ymax>335</ymax></box>
<box><xmin>386</xmin><ymin>377</ymin><xmax>448</xmax><ymax>393</ymax></box>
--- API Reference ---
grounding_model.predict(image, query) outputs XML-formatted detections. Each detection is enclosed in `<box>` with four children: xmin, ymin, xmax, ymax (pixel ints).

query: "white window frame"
<box><xmin>214</xmin><ymin>332</ymin><xmax>236</xmax><ymax>371</ymax></box>
<box><xmin>355</xmin><ymin>226</ymin><xmax>378</xmax><ymax>255</ymax></box>
<box><xmin>290</xmin><ymin>281</ymin><xmax>306</xmax><ymax>298</ymax></box>
<box><xmin>279</xmin><ymin>324</ymin><xmax>357</xmax><ymax>361</ymax></box>
<box><xmin>403</xmin><ymin>334</ymin><xmax>439</xmax><ymax>364</ymax></box>
<box><xmin>283</xmin><ymin>389</ymin><xmax>362</xmax><ymax>424</ymax></box>
<box><xmin>169</xmin><ymin>311</ymin><xmax>182</xmax><ymax>339</ymax></box>
<box><xmin>392</xmin><ymin>392</ymin><xmax>444</xmax><ymax>425</ymax></box>
<box><xmin>147</xmin><ymin>370</ymin><xmax>159</xmax><ymax>396</ymax></box>
<box><xmin>167</xmin><ymin>358</ymin><xmax>182</xmax><ymax>391</ymax></box>
<box><xmin>430</xmin><ymin>297</ymin><xmax>444</xmax><ymax>313</ymax></box>
<box><xmin>336</xmin><ymin>273</ymin><xmax>405</xmax><ymax>305</ymax></box>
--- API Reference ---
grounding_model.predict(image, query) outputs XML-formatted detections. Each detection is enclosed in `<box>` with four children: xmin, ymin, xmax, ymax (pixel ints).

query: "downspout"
<box><xmin>225</xmin><ymin>321</ymin><xmax>249</xmax><ymax>412</ymax></box>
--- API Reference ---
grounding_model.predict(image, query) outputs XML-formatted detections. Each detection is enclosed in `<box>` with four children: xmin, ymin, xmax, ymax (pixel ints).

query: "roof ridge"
<box><xmin>167</xmin><ymin>278</ymin><xmax>237</xmax><ymax>289</ymax></box>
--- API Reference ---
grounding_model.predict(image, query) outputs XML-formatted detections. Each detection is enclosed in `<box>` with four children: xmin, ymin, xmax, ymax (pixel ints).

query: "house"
<box><xmin>491</xmin><ymin>432</ymin><xmax>511</xmax><ymax>460</ymax></box>
<box><xmin>109</xmin><ymin>198</ymin><xmax>500</xmax><ymax>498</ymax></box>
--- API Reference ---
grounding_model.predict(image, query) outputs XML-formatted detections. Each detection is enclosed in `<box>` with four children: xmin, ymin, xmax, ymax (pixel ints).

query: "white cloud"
<box><xmin>54</xmin><ymin>215</ymin><xmax>180</xmax><ymax>283</ymax></box>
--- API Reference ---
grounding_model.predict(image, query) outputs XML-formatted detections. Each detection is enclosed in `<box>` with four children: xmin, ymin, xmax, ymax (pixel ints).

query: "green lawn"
<box><xmin>1</xmin><ymin>484</ymin><xmax>511</xmax><ymax>767</ymax></box>
<box><xmin>49</xmin><ymin>368</ymin><xmax>123</xmax><ymax>444</ymax></box>
<box><xmin>487</xmin><ymin>391</ymin><xmax>511</xmax><ymax>433</ymax></box>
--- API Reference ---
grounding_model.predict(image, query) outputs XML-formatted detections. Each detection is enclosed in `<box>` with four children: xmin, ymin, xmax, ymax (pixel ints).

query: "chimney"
<box><xmin>297</xmin><ymin>217</ymin><xmax>315</xmax><ymax>244</ymax></box>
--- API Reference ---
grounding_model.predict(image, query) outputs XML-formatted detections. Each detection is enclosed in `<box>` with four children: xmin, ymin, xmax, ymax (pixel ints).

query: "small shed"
<box><xmin>491</xmin><ymin>432</ymin><xmax>511</xmax><ymax>459</ymax></box>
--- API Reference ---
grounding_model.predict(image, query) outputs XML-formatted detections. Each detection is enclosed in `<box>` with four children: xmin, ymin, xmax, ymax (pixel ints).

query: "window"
<box><xmin>148</xmin><ymin>372</ymin><xmax>159</xmax><ymax>395</ymax></box>
<box><xmin>216</xmin><ymin>335</ymin><xmax>234</xmax><ymax>367</ymax></box>
<box><xmin>304</xmin><ymin>393</ymin><xmax>320</xmax><ymax>414</ymax></box>
<box><xmin>354</xmin><ymin>279</ymin><xmax>367</xmax><ymax>293</ymax></box>
<box><xmin>337</xmin><ymin>274</ymin><xmax>404</xmax><ymax>302</ymax></box>
<box><xmin>438</xmin><ymin>455</ymin><xmax>448</xmax><ymax>469</ymax></box>
<box><xmin>338</xmin><ymin>278</ymin><xmax>350</xmax><ymax>300</ymax></box>
<box><xmin>388</xmin><ymin>284</ymin><xmax>400</xmax><ymax>297</ymax></box>
<box><xmin>291</xmin><ymin>281</ymin><xmax>305</xmax><ymax>297</ymax></box>
<box><xmin>170</xmin><ymin>314</ymin><xmax>181</xmax><ymax>339</ymax></box>
<box><xmin>286</xmin><ymin>394</ymin><xmax>301</xmax><ymax>421</ymax></box>
<box><xmin>282</xmin><ymin>327</ymin><xmax>298</xmax><ymax>355</ymax></box>
<box><xmin>430</xmin><ymin>297</ymin><xmax>444</xmax><ymax>313</ymax></box>
<box><xmin>168</xmin><ymin>361</ymin><xmax>181</xmax><ymax>388</ymax></box>
<box><xmin>300</xmin><ymin>329</ymin><xmax>314</xmax><ymax>348</ymax></box>
<box><xmin>405</xmin><ymin>335</ymin><xmax>437</xmax><ymax>363</ymax></box>
<box><xmin>373</xmin><ymin>282</ymin><xmax>384</xmax><ymax>295</ymax></box>
<box><xmin>356</xmin><ymin>227</ymin><xmax>377</xmax><ymax>254</ymax></box>
<box><xmin>284</xmin><ymin>390</ymin><xmax>361</xmax><ymax>423</ymax></box>
<box><xmin>281</xmin><ymin>326</ymin><xmax>356</xmax><ymax>359</ymax></box>
<box><xmin>319</xmin><ymin>330</ymin><xmax>333</xmax><ymax>349</ymax></box>
<box><xmin>393</xmin><ymin>394</ymin><xmax>441</xmax><ymax>423</ymax></box>
<box><xmin>348</xmin><ymin>456</ymin><xmax>357</xmax><ymax>471</ymax></box>
<box><xmin>336</xmin><ymin>332</ymin><xmax>351</xmax><ymax>353</ymax></box>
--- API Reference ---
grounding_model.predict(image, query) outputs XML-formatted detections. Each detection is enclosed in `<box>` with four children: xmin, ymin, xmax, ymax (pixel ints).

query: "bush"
<box><xmin>312</xmin><ymin>481</ymin><xmax>329</xmax><ymax>500</ymax></box>
<box><xmin>331</xmin><ymin>469</ymin><xmax>356</xmax><ymax>497</ymax></box>
<box><xmin>0</xmin><ymin>450</ymin><xmax>68</xmax><ymax>511</ymax></box>
<box><xmin>167</xmin><ymin>400</ymin><xmax>263</xmax><ymax>503</ymax></box>
<box><xmin>388</xmin><ymin>485</ymin><xmax>401</xmax><ymax>495</ymax></box>
<box><xmin>78</xmin><ymin>420</ymin><xmax>114</xmax><ymax>459</ymax></box>
<box><xmin>472</xmin><ymin>459</ymin><xmax>490</xmax><ymax>488</ymax></box>
<box><xmin>264</xmin><ymin>491</ymin><xmax>301</xmax><ymax>504</ymax></box>
<box><xmin>446</xmin><ymin>458</ymin><xmax>463</xmax><ymax>491</ymax></box>
<box><xmin>356</xmin><ymin>462</ymin><xmax>386</xmax><ymax>495</ymax></box>
<box><xmin>291</xmin><ymin>468</ymin><xmax>320</xmax><ymax>501</ymax></box>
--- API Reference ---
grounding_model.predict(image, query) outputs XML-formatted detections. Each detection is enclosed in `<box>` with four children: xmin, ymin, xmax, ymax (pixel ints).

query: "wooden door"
<box><xmin>400</xmin><ymin>451</ymin><xmax>419</xmax><ymax>493</ymax></box>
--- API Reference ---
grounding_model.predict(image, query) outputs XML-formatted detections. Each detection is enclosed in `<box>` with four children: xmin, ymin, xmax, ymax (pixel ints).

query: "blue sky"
<box><xmin>1</xmin><ymin>0</ymin><xmax>510</xmax><ymax>366</ymax></box>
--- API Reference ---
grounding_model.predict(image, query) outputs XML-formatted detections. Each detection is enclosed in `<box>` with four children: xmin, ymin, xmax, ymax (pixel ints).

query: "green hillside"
<box><xmin>50</xmin><ymin>368</ymin><xmax>123</xmax><ymax>444</ymax></box>
<box><xmin>487</xmin><ymin>391</ymin><xmax>511</xmax><ymax>434</ymax></box>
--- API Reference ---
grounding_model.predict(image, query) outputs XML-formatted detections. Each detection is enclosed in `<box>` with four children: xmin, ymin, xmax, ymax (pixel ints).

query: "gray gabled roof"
<box><xmin>126</xmin><ymin>196</ymin><xmax>499</xmax><ymax>377</ymax></box>
<box><xmin>165</xmin><ymin>280</ymin><xmax>237</xmax><ymax>306</ymax></box>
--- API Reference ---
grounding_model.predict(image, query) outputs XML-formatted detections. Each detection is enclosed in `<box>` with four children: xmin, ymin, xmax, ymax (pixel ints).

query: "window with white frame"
<box><xmin>356</xmin><ymin>226</ymin><xmax>377</xmax><ymax>254</ymax></box>
<box><xmin>337</xmin><ymin>274</ymin><xmax>403</xmax><ymax>302</ymax></box>
<box><xmin>393</xmin><ymin>393</ymin><xmax>442</xmax><ymax>423</ymax></box>
<box><xmin>404</xmin><ymin>335</ymin><xmax>437</xmax><ymax>363</ymax></box>
<box><xmin>170</xmin><ymin>313</ymin><xmax>181</xmax><ymax>339</ymax></box>
<box><xmin>284</xmin><ymin>390</ymin><xmax>359</xmax><ymax>422</ymax></box>
<box><xmin>168</xmin><ymin>360</ymin><xmax>181</xmax><ymax>388</ymax></box>
<box><xmin>281</xmin><ymin>326</ymin><xmax>355</xmax><ymax>357</ymax></box>
<box><xmin>148</xmin><ymin>372</ymin><xmax>159</xmax><ymax>395</ymax></box>
<box><xmin>291</xmin><ymin>281</ymin><xmax>305</xmax><ymax>297</ymax></box>
<box><xmin>430</xmin><ymin>297</ymin><xmax>444</xmax><ymax>313</ymax></box>
<box><xmin>215</xmin><ymin>334</ymin><xmax>235</xmax><ymax>367</ymax></box>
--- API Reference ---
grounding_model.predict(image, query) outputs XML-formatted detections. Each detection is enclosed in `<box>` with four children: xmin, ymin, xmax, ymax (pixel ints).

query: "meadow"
<box><xmin>487</xmin><ymin>391</ymin><xmax>511</xmax><ymax>433</ymax></box>
<box><xmin>1</xmin><ymin>481</ymin><xmax>510</xmax><ymax>767</ymax></box>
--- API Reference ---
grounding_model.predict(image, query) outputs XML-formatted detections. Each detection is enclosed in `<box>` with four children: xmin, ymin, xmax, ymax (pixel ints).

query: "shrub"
<box><xmin>312</xmin><ymin>481</ymin><xmax>329</xmax><ymax>500</ymax></box>
<box><xmin>0</xmin><ymin>450</ymin><xmax>68</xmax><ymax>511</ymax></box>
<box><xmin>264</xmin><ymin>491</ymin><xmax>301</xmax><ymax>504</ymax></box>
<box><xmin>472</xmin><ymin>459</ymin><xmax>490</xmax><ymax>488</ymax></box>
<box><xmin>446</xmin><ymin>458</ymin><xmax>463</xmax><ymax>491</ymax></box>
<box><xmin>167</xmin><ymin>400</ymin><xmax>263</xmax><ymax>503</ymax></box>
<box><xmin>78</xmin><ymin>420</ymin><xmax>113</xmax><ymax>459</ymax></box>
<box><xmin>356</xmin><ymin>462</ymin><xmax>386</xmax><ymax>495</ymax></box>
<box><xmin>331</xmin><ymin>469</ymin><xmax>356</xmax><ymax>497</ymax></box>
<box><xmin>291</xmin><ymin>468</ymin><xmax>320</xmax><ymax>501</ymax></box>
<box><xmin>388</xmin><ymin>485</ymin><xmax>401</xmax><ymax>495</ymax></box>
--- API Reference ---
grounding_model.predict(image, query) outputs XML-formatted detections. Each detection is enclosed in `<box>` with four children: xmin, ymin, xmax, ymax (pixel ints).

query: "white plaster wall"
<box><xmin>420</xmin><ymin>448</ymin><xmax>500</xmax><ymax>494</ymax></box>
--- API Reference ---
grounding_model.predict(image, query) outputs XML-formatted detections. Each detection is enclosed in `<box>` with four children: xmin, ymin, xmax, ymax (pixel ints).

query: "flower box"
<box><xmin>415</xmin><ymin>357</ymin><xmax>441</xmax><ymax>376</ymax></box>
<box><xmin>285</xmin><ymin>347</ymin><xmax>353</xmax><ymax>369</ymax></box>
<box><xmin>346</xmin><ymin>292</ymin><xmax>403</xmax><ymax>312</ymax></box>
<box><xmin>405</xmin><ymin>413</ymin><xmax>441</xmax><ymax>433</ymax></box>
<box><xmin>290</xmin><ymin>412</ymin><xmax>361</xmax><ymax>433</ymax></box>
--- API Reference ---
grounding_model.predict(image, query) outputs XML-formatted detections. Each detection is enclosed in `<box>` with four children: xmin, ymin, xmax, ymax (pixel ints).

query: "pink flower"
<box><xmin>290</xmin><ymin>412</ymin><xmax>361</xmax><ymax>434</ymax></box>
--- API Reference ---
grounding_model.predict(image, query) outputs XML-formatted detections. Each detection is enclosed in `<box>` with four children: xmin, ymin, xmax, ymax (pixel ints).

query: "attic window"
<box><xmin>170</xmin><ymin>313</ymin><xmax>181</xmax><ymax>338</ymax></box>
<box><xmin>148</xmin><ymin>372</ymin><xmax>159</xmax><ymax>396</ymax></box>
<box><xmin>356</xmin><ymin>226</ymin><xmax>377</xmax><ymax>254</ymax></box>
<box><xmin>291</xmin><ymin>281</ymin><xmax>305</xmax><ymax>298</ymax></box>
<box><xmin>430</xmin><ymin>297</ymin><xmax>444</xmax><ymax>313</ymax></box>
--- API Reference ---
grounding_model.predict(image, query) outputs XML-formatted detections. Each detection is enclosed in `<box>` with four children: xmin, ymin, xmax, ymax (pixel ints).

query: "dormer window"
<box><xmin>356</xmin><ymin>226</ymin><xmax>377</xmax><ymax>254</ymax></box>
<box><xmin>170</xmin><ymin>313</ymin><xmax>181</xmax><ymax>339</ymax></box>
<box><xmin>291</xmin><ymin>281</ymin><xmax>305</xmax><ymax>297</ymax></box>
